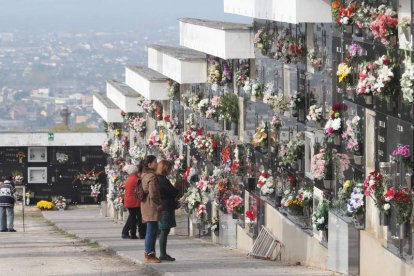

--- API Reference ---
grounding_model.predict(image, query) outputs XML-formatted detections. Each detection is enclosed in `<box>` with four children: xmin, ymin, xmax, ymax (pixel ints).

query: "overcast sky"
<box><xmin>0</xmin><ymin>0</ymin><xmax>251</xmax><ymax>32</ymax></box>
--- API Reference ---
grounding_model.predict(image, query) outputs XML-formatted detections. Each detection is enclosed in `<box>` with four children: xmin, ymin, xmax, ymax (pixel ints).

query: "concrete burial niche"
<box><xmin>223</xmin><ymin>0</ymin><xmax>332</xmax><ymax>24</ymax></box>
<box><xmin>125</xmin><ymin>66</ymin><xmax>169</xmax><ymax>101</ymax></box>
<box><xmin>147</xmin><ymin>44</ymin><xmax>207</xmax><ymax>84</ymax></box>
<box><xmin>179</xmin><ymin>18</ymin><xmax>254</xmax><ymax>60</ymax></box>
<box><xmin>93</xmin><ymin>93</ymin><xmax>123</xmax><ymax>123</ymax></box>
<box><xmin>106</xmin><ymin>80</ymin><xmax>143</xmax><ymax>113</ymax></box>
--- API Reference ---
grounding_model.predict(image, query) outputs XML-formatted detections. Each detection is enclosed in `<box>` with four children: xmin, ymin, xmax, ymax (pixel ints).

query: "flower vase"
<box><xmin>398</xmin><ymin>224</ymin><xmax>407</xmax><ymax>239</ymax></box>
<box><xmin>354</xmin><ymin>155</ymin><xmax>363</xmax><ymax>165</ymax></box>
<box><xmin>93</xmin><ymin>197</ymin><xmax>98</xmax><ymax>203</ymax></box>
<box><xmin>354</xmin><ymin>213</ymin><xmax>365</xmax><ymax>229</ymax></box>
<box><xmin>213</xmin><ymin>228</ymin><xmax>219</xmax><ymax>236</ymax></box>
<box><xmin>323</xmin><ymin>179</ymin><xmax>333</xmax><ymax>189</ymax></box>
<box><xmin>346</xmin><ymin>87</ymin><xmax>355</xmax><ymax>101</ymax></box>
<box><xmin>231</xmin><ymin>122</ymin><xmax>238</xmax><ymax>136</ymax></box>
<box><xmin>353</xmin><ymin>25</ymin><xmax>362</xmax><ymax>37</ymax></box>
<box><xmin>298</xmin><ymin>109</ymin><xmax>305</xmax><ymax>122</ymax></box>
<box><xmin>379</xmin><ymin>212</ymin><xmax>390</xmax><ymax>226</ymax></box>
<box><xmin>333</xmin><ymin>135</ymin><xmax>341</xmax><ymax>146</ymax></box>
<box><xmin>232</xmin><ymin>213</ymin><xmax>240</xmax><ymax>220</ymax></box>
<box><xmin>405</xmin><ymin>174</ymin><xmax>412</xmax><ymax>186</ymax></box>
<box><xmin>343</xmin><ymin>24</ymin><xmax>353</xmax><ymax>34</ymax></box>
<box><xmin>363</xmin><ymin>94</ymin><xmax>373</xmax><ymax>105</ymax></box>
<box><xmin>322</xmin><ymin>229</ymin><xmax>328</xmax><ymax>242</ymax></box>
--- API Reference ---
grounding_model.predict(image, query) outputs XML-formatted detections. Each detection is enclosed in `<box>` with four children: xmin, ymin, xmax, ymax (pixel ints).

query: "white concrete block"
<box><xmin>224</xmin><ymin>0</ymin><xmax>332</xmax><ymax>24</ymax></box>
<box><xmin>179</xmin><ymin>18</ymin><xmax>254</xmax><ymax>59</ymax></box>
<box><xmin>125</xmin><ymin>66</ymin><xmax>169</xmax><ymax>100</ymax></box>
<box><xmin>93</xmin><ymin>93</ymin><xmax>123</xmax><ymax>123</ymax></box>
<box><xmin>147</xmin><ymin>44</ymin><xmax>207</xmax><ymax>84</ymax></box>
<box><xmin>106</xmin><ymin>80</ymin><xmax>143</xmax><ymax>113</ymax></box>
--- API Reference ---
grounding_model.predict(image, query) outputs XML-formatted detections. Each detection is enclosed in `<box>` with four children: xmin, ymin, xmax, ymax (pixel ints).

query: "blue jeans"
<box><xmin>144</xmin><ymin>221</ymin><xmax>158</xmax><ymax>254</ymax></box>
<box><xmin>0</xmin><ymin>207</ymin><xmax>14</xmax><ymax>230</ymax></box>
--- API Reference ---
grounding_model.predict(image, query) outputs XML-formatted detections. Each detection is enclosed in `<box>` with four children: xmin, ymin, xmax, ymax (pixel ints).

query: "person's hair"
<box><xmin>143</xmin><ymin>155</ymin><xmax>157</xmax><ymax>170</ymax></box>
<box><xmin>137</xmin><ymin>163</ymin><xmax>144</xmax><ymax>175</ymax></box>
<box><xmin>8</xmin><ymin>176</ymin><xmax>13</xmax><ymax>181</ymax></box>
<box><xmin>156</xmin><ymin>160</ymin><xmax>173</xmax><ymax>176</ymax></box>
<box><xmin>124</xmin><ymin>164</ymin><xmax>138</xmax><ymax>175</ymax></box>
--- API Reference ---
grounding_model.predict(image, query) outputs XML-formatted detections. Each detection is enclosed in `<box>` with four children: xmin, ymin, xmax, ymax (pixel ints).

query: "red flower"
<box><xmin>164</xmin><ymin>115</ymin><xmax>171</xmax><ymax>122</ymax></box>
<box><xmin>120</xmin><ymin>111</ymin><xmax>126</xmax><ymax>117</ymax></box>
<box><xmin>245</xmin><ymin>209</ymin><xmax>257</xmax><ymax>221</ymax></box>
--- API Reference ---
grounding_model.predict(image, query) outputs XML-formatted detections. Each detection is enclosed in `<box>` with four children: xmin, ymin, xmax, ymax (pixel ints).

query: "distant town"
<box><xmin>0</xmin><ymin>28</ymin><xmax>178</xmax><ymax>132</ymax></box>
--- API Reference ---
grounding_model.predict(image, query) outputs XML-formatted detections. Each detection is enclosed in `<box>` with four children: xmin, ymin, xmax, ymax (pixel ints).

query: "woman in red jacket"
<box><xmin>122</xmin><ymin>164</ymin><xmax>146</xmax><ymax>239</ymax></box>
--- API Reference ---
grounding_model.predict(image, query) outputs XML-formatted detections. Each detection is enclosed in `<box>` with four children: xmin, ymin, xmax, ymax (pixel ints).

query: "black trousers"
<box><xmin>122</xmin><ymin>207</ymin><xmax>146</xmax><ymax>238</ymax></box>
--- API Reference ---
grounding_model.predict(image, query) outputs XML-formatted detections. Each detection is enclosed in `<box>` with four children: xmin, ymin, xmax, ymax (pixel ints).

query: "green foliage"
<box><xmin>219</xmin><ymin>93</ymin><xmax>239</xmax><ymax>123</ymax></box>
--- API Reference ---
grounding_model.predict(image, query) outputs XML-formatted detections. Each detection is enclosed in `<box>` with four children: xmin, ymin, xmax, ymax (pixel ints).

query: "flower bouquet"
<box><xmin>244</xmin><ymin>79</ymin><xmax>264</xmax><ymax>101</ymax></box>
<box><xmin>356</xmin><ymin>55</ymin><xmax>395</xmax><ymax>101</ymax></box>
<box><xmin>363</xmin><ymin>171</ymin><xmax>391</xmax><ymax>216</ymax></box>
<box><xmin>252</xmin><ymin>122</ymin><xmax>268</xmax><ymax>149</ymax></box>
<box><xmin>308</xmin><ymin>49</ymin><xmax>326</xmax><ymax>70</ymax></box>
<box><xmin>385</xmin><ymin>187</ymin><xmax>413</xmax><ymax>225</ymax></box>
<box><xmin>333</xmin><ymin>0</ymin><xmax>359</xmax><ymax>26</ymax></box>
<box><xmin>53</xmin><ymin>196</ymin><xmax>67</xmax><ymax>210</ymax></box>
<box><xmin>288</xmin><ymin>92</ymin><xmax>306</xmax><ymax>119</ymax></box>
<box><xmin>254</xmin><ymin>28</ymin><xmax>272</xmax><ymax>56</ymax></box>
<box><xmin>324</xmin><ymin>103</ymin><xmax>347</xmax><ymax>144</ymax></box>
<box><xmin>369</xmin><ymin>5</ymin><xmax>398</xmax><ymax>47</ymax></box>
<box><xmin>313</xmin><ymin>200</ymin><xmax>330</xmax><ymax>231</ymax></box>
<box><xmin>148</xmin><ymin>129</ymin><xmax>162</xmax><ymax>149</ymax></box>
<box><xmin>225</xmin><ymin>194</ymin><xmax>244</xmax><ymax>217</ymax></box>
<box><xmin>306</xmin><ymin>104</ymin><xmax>324</xmax><ymax>126</ymax></box>
<box><xmin>346</xmin><ymin>182</ymin><xmax>365</xmax><ymax>218</ymax></box>
<box><xmin>275</xmin><ymin>29</ymin><xmax>307</xmax><ymax>64</ymax></box>
<box><xmin>263</xmin><ymin>94</ymin><xmax>289</xmax><ymax>113</ymax></box>
<box><xmin>245</xmin><ymin>209</ymin><xmax>257</xmax><ymax>232</ymax></box>
<box><xmin>183</xmin><ymin>127</ymin><xmax>203</xmax><ymax>146</ymax></box>
<box><xmin>128</xmin><ymin>116</ymin><xmax>146</xmax><ymax>134</ymax></box>
<box><xmin>218</xmin><ymin>93</ymin><xmax>239</xmax><ymax>123</ymax></box>
<box><xmin>400</xmin><ymin>56</ymin><xmax>414</xmax><ymax>103</ymax></box>
<box><xmin>257</xmin><ymin>171</ymin><xmax>275</xmax><ymax>196</ymax></box>
<box><xmin>342</xmin><ymin>116</ymin><xmax>363</xmax><ymax>161</ymax></box>
<box><xmin>142</xmin><ymin>99</ymin><xmax>156</xmax><ymax>115</ymax></box>
<box><xmin>392</xmin><ymin>144</ymin><xmax>413</xmax><ymax>169</ymax></box>
<box><xmin>279</xmin><ymin>133</ymin><xmax>305</xmax><ymax>169</ymax></box>
<box><xmin>167</xmin><ymin>79</ymin><xmax>179</xmax><ymax>100</ymax></box>
<box><xmin>235</xmin><ymin>62</ymin><xmax>250</xmax><ymax>87</ymax></box>
<box><xmin>91</xmin><ymin>184</ymin><xmax>101</xmax><ymax>198</ymax></box>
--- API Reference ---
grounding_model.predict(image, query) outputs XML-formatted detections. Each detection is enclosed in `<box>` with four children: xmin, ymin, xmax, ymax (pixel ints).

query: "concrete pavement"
<box><xmin>42</xmin><ymin>205</ymin><xmax>334</xmax><ymax>276</ymax></box>
<box><xmin>0</xmin><ymin>207</ymin><xmax>158</xmax><ymax>276</ymax></box>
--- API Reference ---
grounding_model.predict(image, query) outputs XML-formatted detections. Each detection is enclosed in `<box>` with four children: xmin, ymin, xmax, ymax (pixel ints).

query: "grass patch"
<box><xmin>87</xmin><ymin>242</ymin><xmax>100</xmax><ymax>248</ymax></box>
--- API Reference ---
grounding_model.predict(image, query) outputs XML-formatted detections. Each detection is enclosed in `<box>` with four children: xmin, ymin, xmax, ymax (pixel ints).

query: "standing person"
<box><xmin>0</xmin><ymin>180</ymin><xmax>17</xmax><ymax>232</ymax></box>
<box><xmin>140</xmin><ymin>155</ymin><xmax>162</xmax><ymax>263</ymax></box>
<box><xmin>121</xmin><ymin>164</ymin><xmax>146</xmax><ymax>239</ymax></box>
<box><xmin>156</xmin><ymin>160</ymin><xmax>178</xmax><ymax>261</ymax></box>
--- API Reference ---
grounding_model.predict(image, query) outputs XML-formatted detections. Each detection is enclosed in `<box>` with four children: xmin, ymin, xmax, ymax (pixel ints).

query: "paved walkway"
<box><xmin>42</xmin><ymin>205</ymin><xmax>334</xmax><ymax>276</ymax></box>
<box><xmin>0</xmin><ymin>207</ymin><xmax>158</xmax><ymax>276</ymax></box>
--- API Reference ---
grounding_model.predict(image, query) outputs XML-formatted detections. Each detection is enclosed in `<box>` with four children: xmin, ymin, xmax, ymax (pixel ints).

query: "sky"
<box><xmin>0</xmin><ymin>0</ymin><xmax>251</xmax><ymax>33</ymax></box>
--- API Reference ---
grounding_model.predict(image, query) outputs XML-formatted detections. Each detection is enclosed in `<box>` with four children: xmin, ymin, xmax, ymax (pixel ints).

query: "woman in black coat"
<box><xmin>156</xmin><ymin>160</ymin><xmax>178</xmax><ymax>261</ymax></box>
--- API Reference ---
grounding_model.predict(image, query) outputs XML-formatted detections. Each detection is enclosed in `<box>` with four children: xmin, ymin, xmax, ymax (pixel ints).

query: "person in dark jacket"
<box><xmin>140</xmin><ymin>155</ymin><xmax>162</xmax><ymax>263</ymax></box>
<box><xmin>0</xmin><ymin>180</ymin><xmax>17</xmax><ymax>232</ymax></box>
<box><xmin>156</xmin><ymin>160</ymin><xmax>178</xmax><ymax>261</ymax></box>
<box><xmin>121</xmin><ymin>163</ymin><xmax>146</xmax><ymax>239</ymax></box>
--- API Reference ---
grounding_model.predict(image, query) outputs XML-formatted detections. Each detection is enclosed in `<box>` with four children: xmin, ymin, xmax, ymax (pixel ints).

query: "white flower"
<box><xmin>331</xmin><ymin>118</ymin><xmax>342</xmax><ymax>130</ymax></box>
<box><xmin>317</xmin><ymin>217</ymin><xmax>325</xmax><ymax>224</ymax></box>
<box><xmin>383</xmin><ymin>203</ymin><xmax>390</xmax><ymax>210</ymax></box>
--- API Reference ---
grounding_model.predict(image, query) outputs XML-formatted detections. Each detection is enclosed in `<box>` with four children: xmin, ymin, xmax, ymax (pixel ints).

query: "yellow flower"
<box><xmin>337</xmin><ymin>63</ymin><xmax>351</xmax><ymax>83</ymax></box>
<box><xmin>343</xmin><ymin>180</ymin><xmax>351</xmax><ymax>189</ymax></box>
<box><xmin>335</xmin><ymin>112</ymin><xmax>340</xmax><ymax>118</ymax></box>
<box><xmin>36</xmin><ymin>200</ymin><xmax>54</xmax><ymax>210</ymax></box>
